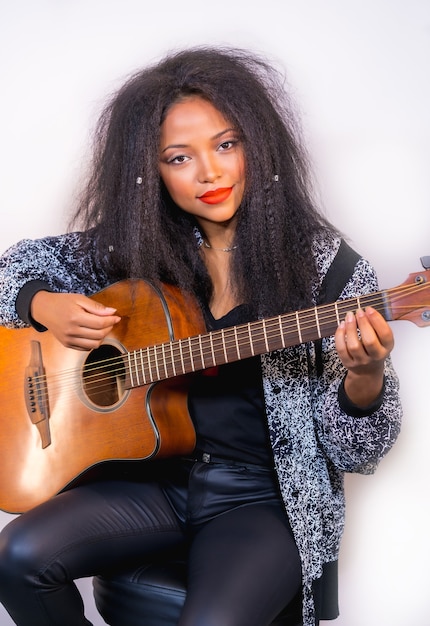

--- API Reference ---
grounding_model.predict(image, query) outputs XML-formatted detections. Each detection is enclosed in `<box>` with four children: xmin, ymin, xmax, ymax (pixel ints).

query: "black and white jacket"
<box><xmin>0</xmin><ymin>231</ymin><xmax>402</xmax><ymax>626</ymax></box>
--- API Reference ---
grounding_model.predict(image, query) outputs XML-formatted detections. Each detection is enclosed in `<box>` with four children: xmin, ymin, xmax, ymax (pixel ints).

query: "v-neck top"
<box><xmin>187</xmin><ymin>304</ymin><xmax>274</xmax><ymax>466</ymax></box>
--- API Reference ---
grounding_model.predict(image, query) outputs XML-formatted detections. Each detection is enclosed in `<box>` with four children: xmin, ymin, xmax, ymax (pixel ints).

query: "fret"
<box><xmin>133</xmin><ymin>351</ymin><xmax>139</xmax><ymax>385</ymax></box>
<box><xmin>151</xmin><ymin>346</ymin><xmax>157</xmax><ymax>381</ymax></box>
<box><xmin>187</xmin><ymin>337</ymin><xmax>194</xmax><ymax>372</ymax></box>
<box><xmin>247</xmin><ymin>323</ymin><xmax>255</xmax><ymax>356</ymax></box>
<box><xmin>127</xmin><ymin>353</ymin><xmax>134</xmax><ymax>387</ymax></box>
<box><xmin>196</xmin><ymin>335</ymin><xmax>203</xmax><ymax>369</ymax></box>
<box><xmin>225</xmin><ymin>328</ymin><xmax>233</xmax><ymax>361</ymax></box>
<box><xmin>138</xmin><ymin>349</ymin><xmax>146</xmax><ymax>384</ymax></box>
<box><xmin>262</xmin><ymin>320</ymin><xmax>269</xmax><ymax>352</ymax></box>
<box><xmin>295</xmin><ymin>311</ymin><xmax>303</xmax><ymax>343</ymax></box>
<box><xmin>314</xmin><ymin>306</ymin><xmax>321</xmax><ymax>339</ymax></box>
<box><xmin>233</xmin><ymin>326</ymin><xmax>240</xmax><ymax>359</ymax></box>
<box><xmin>277</xmin><ymin>316</ymin><xmax>285</xmax><ymax>348</ymax></box>
<box><xmin>153</xmin><ymin>346</ymin><xmax>161</xmax><ymax>380</ymax></box>
<box><xmin>276</xmin><ymin>312</ymin><xmax>302</xmax><ymax>348</ymax></box>
<box><xmin>160</xmin><ymin>344</ymin><xmax>167</xmax><ymax>379</ymax></box>
<box><xmin>232</xmin><ymin>325</ymin><xmax>254</xmax><ymax>359</ymax></box>
<box><xmin>336</xmin><ymin>299</ymin><xmax>356</xmax><ymax>322</ymax></box>
<box><xmin>178</xmin><ymin>339</ymin><xmax>185</xmax><ymax>374</ymax></box>
<box><xmin>148</xmin><ymin>349</ymin><xmax>154</xmax><ymax>382</ymax></box>
<box><xmin>162</xmin><ymin>345</ymin><xmax>168</xmax><ymax>377</ymax></box>
<box><xmin>132</xmin><ymin>351</ymin><xmax>141</xmax><ymax>386</ymax></box>
<box><xmin>208</xmin><ymin>332</ymin><xmax>216</xmax><ymax>366</ymax></box>
<box><xmin>135</xmin><ymin>351</ymin><xmax>142</xmax><ymax>385</ymax></box>
<box><xmin>144</xmin><ymin>347</ymin><xmax>151</xmax><ymax>382</ymax></box>
<box><xmin>170</xmin><ymin>342</ymin><xmax>177</xmax><ymax>377</ymax></box>
<box><xmin>334</xmin><ymin>302</ymin><xmax>340</xmax><ymax>326</ymax></box>
<box><xmin>297</xmin><ymin>311</ymin><xmax>318</xmax><ymax>343</ymax></box>
<box><xmin>221</xmin><ymin>329</ymin><xmax>228</xmax><ymax>362</ymax></box>
<box><xmin>319</xmin><ymin>304</ymin><xmax>339</xmax><ymax>338</ymax></box>
<box><xmin>144</xmin><ymin>346</ymin><xmax>151</xmax><ymax>382</ymax></box>
<box><xmin>126</xmin><ymin>352</ymin><xmax>135</xmax><ymax>387</ymax></box>
<box><xmin>191</xmin><ymin>335</ymin><xmax>204</xmax><ymax>371</ymax></box>
<box><xmin>194</xmin><ymin>336</ymin><xmax>202</xmax><ymax>369</ymax></box>
<box><xmin>166</xmin><ymin>343</ymin><xmax>174</xmax><ymax>379</ymax></box>
<box><xmin>211</xmin><ymin>331</ymin><xmax>225</xmax><ymax>365</ymax></box>
<box><xmin>247</xmin><ymin>321</ymin><xmax>257</xmax><ymax>354</ymax></box>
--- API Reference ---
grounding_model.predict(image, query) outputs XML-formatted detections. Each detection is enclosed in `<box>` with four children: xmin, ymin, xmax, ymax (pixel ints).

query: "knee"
<box><xmin>0</xmin><ymin>517</ymin><xmax>43</xmax><ymax>583</ymax></box>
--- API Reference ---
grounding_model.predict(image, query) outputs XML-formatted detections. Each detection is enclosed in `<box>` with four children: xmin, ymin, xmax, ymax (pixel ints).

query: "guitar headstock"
<box><xmin>389</xmin><ymin>265</ymin><xmax>430</xmax><ymax>327</ymax></box>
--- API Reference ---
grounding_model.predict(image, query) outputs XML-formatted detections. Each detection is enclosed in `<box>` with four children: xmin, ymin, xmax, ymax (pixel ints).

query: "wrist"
<box><xmin>344</xmin><ymin>366</ymin><xmax>385</xmax><ymax>405</ymax></box>
<box><xmin>16</xmin><ymin>280</ymin><xmax>52</xmax><ymax>330</ymax></box>
<box><xmin>339</xmin><ymin>371</ymin><xmax>386</xmax><ymax>417</ymax></box>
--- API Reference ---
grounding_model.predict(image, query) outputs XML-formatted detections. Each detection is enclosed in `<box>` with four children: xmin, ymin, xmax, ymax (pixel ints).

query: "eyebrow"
<box><xmin>160</xmin><ymin>127</ymin><xmax>237</xmax><ymax>153</ymax></box>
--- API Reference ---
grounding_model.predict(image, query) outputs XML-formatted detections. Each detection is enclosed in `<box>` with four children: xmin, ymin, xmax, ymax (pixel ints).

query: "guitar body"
<box><xmin>0</xmin><ymin>280</ymin><xmax>203</xmax><ymax>513</ymax></box>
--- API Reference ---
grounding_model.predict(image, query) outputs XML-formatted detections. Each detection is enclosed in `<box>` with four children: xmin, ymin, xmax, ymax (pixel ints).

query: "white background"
<box><xmin>0</xmin><ymin>1</ymin><xmax>429</xmax><ymax>624</ymax></box>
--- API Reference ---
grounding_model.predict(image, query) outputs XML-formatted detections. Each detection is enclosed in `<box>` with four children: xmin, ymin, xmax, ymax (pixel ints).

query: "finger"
<box><xmin>77</xmin><ymin>296</ymin><xmax>120</xmax><ymax>318</ymax></box>
<box><xmin>77</xmin><ymin>313</ymin><xmax>120</xmax><ymax>332</ymax></box>
<box><xmin>62</xmin><ymin>324</ymin><xmax>118</xmax><ymax>350</ymax></box>
<box><xmin>334</xmin><ymin>315</ymin><xmax>358</xmax><ymax>364</ymax></box>
<box><xmin>343</xmin><ymin>311</ymin><xmax>363</xmax><ymax>351</ymax></box>
<box><xmin>363</xmin><ymin>307</ymin><xmax>394</xmax><ymax>350</ymax></box>
<box><xmin>65</xmin><ymin>299</ymin><xmax>120</xmax><ymax>332</ymax></box>
<box><xmin>356</xmin><ymin>307</ymin><xmax>394</xmax><ymax>355</ymax></box>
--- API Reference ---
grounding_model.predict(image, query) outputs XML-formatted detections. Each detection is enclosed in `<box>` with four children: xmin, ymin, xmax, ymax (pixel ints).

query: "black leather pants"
<box><xmin>0</xmin><ymin>460</ymin><xmax>302</xmax><ymax>626</ymax></box>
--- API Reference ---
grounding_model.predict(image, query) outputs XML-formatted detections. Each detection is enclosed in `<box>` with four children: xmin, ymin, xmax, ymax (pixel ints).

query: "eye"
<box><xmin>166</xmin><ymin>154</ymin><xmax>190</xmax><ymax>165</ymax></box>
<box><xmin>218</xmin><ymin>139</ymin><xmax>237</xmax><ymax>151</ymax></box>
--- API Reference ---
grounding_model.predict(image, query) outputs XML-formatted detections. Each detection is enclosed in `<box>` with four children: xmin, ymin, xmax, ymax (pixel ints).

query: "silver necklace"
<box><xmin>203</xmin><ymin>240</ymin><xmax>237</xmax><ymax>253</ymax></box>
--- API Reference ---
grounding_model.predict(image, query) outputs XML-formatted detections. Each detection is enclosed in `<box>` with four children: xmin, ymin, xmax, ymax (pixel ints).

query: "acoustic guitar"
<box><xmin>0</xmin><ymin>268</ymin><xmax>429</xmax><ymax>513</ymax></box>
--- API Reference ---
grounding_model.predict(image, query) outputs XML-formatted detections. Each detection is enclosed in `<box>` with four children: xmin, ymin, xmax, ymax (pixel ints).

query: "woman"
<box><xmin>0</xmin><ymin>46</ymin><xmax>401</xmax><ymax>626</ymax></box>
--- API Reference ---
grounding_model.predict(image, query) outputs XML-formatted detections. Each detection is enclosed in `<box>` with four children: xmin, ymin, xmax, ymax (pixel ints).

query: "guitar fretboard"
<box><xmin>123</xmin><ymin>291</ymin><xmax>388</xmax><ymax>388</ymax></box>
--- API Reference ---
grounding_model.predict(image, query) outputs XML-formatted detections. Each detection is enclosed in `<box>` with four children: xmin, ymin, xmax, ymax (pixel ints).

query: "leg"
<box><xmin>179</xmin><ymin>503</ymin><xmax>302</xmax><ymax>626</ymax></box>
<box><xmin>0</xmin><ymin>480</ymin><xmax>185</xmax><ymax>626</ymax></box>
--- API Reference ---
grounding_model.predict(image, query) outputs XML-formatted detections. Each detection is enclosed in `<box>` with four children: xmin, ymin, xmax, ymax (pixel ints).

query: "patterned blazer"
<box><xmin>0</xmin><ymin>231</ymin><xmax>402</xmax><ymax>625</ymax></box>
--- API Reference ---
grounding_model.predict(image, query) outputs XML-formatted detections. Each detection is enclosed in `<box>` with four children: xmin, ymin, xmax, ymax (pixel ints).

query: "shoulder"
<box><xmin>1</xmin><ymin>228</ymin><xmax>109</xmax><ymax>296</ymax></box>
<box><xmin>312</xmin><ymin>231</ymin><xmax>343</xmax><ymax>280</ymax></box>
<box><xmin>1</xmin><ymin>230</ymin><xmax>89</xmax><ymax>261</ymax></box>
<box><xmin>311</xmin><ymin>232</ymin><xmax>379</xmax><ymax>300</ymax></box>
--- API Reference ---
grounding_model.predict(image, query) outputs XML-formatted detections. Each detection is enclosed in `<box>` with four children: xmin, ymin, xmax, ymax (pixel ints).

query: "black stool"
<box><xmin>93</xmin><ymin>558</ymin><xmax>303</xmax><ymax>626</ymax></box>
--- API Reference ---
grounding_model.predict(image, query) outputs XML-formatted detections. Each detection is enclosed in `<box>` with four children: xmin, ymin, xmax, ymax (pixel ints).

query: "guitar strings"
<box><xmin>28</xmin><ymin>279</ymin><xmax>429</xmax><ymax>398</ymax></box>
<box><xmin>29</xmin><ymin>279</ymin><xmax>427</xmax><ymax>395</ymax></box>
<box><xmin>28</xmin><ymin>279</ymin><xmax>430</xmax><ymax>404</ymax></box>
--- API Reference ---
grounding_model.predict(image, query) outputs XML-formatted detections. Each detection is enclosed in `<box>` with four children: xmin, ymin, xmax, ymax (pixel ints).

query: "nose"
<box><xmin>197</xmin><ymin>153</ymin><xmax>222</xmax><ymax>183</ymax></box>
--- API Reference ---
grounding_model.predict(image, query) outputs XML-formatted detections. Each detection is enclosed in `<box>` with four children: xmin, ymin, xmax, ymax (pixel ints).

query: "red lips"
<box><xmin>198</xmin><ymin>187</ymin><xmax>233</xmax><ymax>205</ymax></box>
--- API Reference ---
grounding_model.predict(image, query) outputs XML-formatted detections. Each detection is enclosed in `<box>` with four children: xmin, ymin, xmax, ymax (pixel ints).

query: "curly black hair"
<box><xmin>72</xmin><ymin>46</ymin><xmax>338</xmax><ymax>319</ymax></box>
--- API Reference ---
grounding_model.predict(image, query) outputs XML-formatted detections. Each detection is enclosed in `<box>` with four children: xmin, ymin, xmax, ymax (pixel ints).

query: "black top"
<box><xmin>188</xmin><ymin>304</ymin><xmax>274</xmax><ymax>466</ymax></box>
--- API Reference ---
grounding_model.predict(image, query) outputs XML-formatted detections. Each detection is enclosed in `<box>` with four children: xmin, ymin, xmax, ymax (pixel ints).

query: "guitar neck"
<box><xmin>124</xmin><ymin>290</ymin><xmax>389</xmax><ymax>388</ymax></box>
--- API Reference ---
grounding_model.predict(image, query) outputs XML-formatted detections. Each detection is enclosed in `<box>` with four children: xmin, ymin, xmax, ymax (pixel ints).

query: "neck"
<box><xmin>203</xmin><ymin>239</ymin><xmax>237</xmax><ymax>253</ymax></box>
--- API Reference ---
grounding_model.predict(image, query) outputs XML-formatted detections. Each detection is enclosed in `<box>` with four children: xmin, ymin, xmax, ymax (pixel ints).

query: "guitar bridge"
<box><xmin>25</xmin><ymin>340</ymin><xmax>51</xmax><ymax>448</ymax></box>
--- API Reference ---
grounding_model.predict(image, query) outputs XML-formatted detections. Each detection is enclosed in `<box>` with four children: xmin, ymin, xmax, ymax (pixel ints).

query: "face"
<box><xmin>159</xmin><ymin>96</ymin><xmax>246</xmax><ymax>230</ymax></box>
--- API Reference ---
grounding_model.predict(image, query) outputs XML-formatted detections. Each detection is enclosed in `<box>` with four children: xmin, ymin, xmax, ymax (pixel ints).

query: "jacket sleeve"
<box><xmin>312</xmin><ymin>256</ymin><xmax>402</xmax><ymax>474</ymax></box>
<box><xmin>0</xmin><ymin>231</ymin><xmax>111</xmax><ymax>328</ymax></box>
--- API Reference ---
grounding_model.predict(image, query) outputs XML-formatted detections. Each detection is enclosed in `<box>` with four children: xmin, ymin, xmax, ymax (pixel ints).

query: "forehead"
<box><xmin>161</xmin><ymin>96</ymin><xmax>232</xmax><ymax>137</ymax></box>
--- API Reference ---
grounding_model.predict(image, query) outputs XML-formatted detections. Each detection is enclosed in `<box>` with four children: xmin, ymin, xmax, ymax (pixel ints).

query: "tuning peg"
<box><xmin>420</xmin><ymin>256</ymin><xmax>430</xmax><ymax>270</ymax></box>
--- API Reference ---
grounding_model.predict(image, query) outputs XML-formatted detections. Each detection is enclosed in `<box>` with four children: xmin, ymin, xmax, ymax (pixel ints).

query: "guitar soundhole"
<box><xmin>82</xmin><ymin>344</ymin><xmax>126</xmax><ymax>408</ymax></box>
